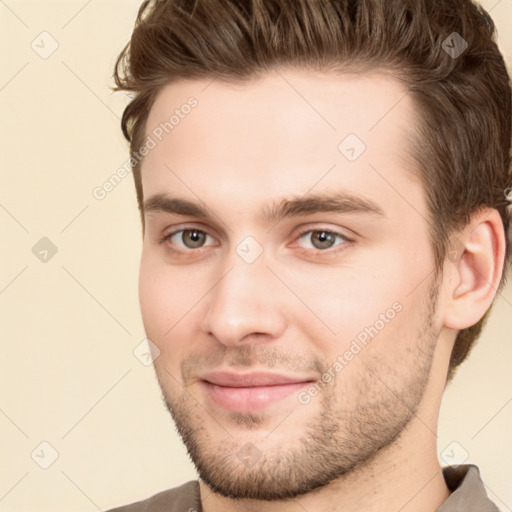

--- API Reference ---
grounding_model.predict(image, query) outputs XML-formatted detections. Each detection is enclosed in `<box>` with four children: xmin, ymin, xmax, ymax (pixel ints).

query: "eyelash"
<box><xmin>158</xmin><ymin>226</ymin><xmax>353</xmax><ymax>259</ymax></box>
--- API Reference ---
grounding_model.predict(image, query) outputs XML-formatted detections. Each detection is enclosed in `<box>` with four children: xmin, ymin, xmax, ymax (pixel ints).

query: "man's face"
<box><xmin>138</xmin><ymin>70</ymin><xmax>443</xmax><ymax>500</ymax></box>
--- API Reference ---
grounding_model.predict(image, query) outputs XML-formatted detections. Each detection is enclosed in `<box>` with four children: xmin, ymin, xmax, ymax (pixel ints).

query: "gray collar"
<box><xmin>436</xmin><ymin>465</ymin><xmax>500</xmax><ymax>512</ymax></box>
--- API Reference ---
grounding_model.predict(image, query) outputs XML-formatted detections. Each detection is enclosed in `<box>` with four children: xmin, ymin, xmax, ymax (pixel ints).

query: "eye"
<box><xmin>158</xmin><ymin>226</ymin><xmax>352</xmax><ymax>258</ymax></box>
<box><xmin>295</xmin><ymin>229</ymin><xmax>350</xmax><ymax>252</ymax></box>
<box><xmin>160</xmin><ymin>228</ymin><xmax>216</xmax><ymax>251</ymax></box>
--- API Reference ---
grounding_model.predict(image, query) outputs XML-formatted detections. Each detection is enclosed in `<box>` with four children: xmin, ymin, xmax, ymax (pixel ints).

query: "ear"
<box><xmin>442</xmin><ymin>208</ymin><xmax>507</xmax><ymax>330</ymax></box>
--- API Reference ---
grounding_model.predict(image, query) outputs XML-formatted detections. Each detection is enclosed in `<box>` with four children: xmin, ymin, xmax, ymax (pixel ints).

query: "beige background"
<box><xmin>0</xmin><ymin>1</ymin><xmax>511</xmax><ymax>511</ymax></box>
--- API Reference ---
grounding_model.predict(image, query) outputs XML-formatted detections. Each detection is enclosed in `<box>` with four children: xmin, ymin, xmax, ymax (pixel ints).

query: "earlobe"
<box><xmin>442</xmin><ymin>209</ymin><xmax>506</xmax><ymax>330</ymax></box>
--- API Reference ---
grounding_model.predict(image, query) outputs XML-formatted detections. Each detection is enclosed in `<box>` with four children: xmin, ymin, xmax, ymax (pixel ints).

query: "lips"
<box><xmin>202</xmin><ymin>370</ymin><xmax>313</xmax><ymax>387</ymax></box>
<box><xmin>200</xmin><ymin>371</ymin><xmax>315</xmax><ymax>413</ymax></box>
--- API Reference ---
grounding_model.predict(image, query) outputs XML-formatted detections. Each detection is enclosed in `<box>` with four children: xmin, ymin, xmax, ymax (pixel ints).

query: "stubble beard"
<box><xmin>154</xmin><ymin>280</ymin><xmax>441</xmax><ymax>501</ymax></box>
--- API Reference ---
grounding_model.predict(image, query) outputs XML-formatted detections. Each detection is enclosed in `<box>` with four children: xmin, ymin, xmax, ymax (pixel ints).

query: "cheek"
<box><xmin>281</xmin><ymin>251</ymin><xmax>431</xmax><ymax>371</ymax></box>
<box><xmin>138</xmin><ymin>252</ymin><xmax>209</xmax><ymax>358</ymax></box>
<box><xmin>138</xmin><ymin>253</ymin><xmax>181</xmax><ymax>346</ymax></box>
<box><xmin>279</xmin><ymin>257</ymin><xmax>408</xmax><ymax>342</ymax></box>
<box><xmin>139</xmin><ymin>254</ymin><xmax>161</xmax><ymax>330</ymax></box>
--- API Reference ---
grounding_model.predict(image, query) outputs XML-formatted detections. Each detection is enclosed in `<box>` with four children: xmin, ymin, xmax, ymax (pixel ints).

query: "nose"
<box><xmin>200</xmin><ymin>256</ymin><xmax>288</xmax><ymax>347</ymax></box>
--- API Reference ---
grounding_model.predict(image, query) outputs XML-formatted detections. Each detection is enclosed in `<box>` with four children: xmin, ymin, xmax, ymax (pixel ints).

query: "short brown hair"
<box><xmin>113</xmin><ymin>0</ymin><xmax>512</xmax><ymax>381</ymax></box>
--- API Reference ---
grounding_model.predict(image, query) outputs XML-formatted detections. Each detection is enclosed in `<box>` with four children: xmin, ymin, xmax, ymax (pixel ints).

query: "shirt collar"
<box><xmin>436</xmin><ymin>464</ymin><xmax>500</xmax><ymax>512</ymax></box>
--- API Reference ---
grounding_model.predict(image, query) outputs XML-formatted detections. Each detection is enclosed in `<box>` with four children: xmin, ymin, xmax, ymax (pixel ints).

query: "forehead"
<box><xmin>141</xmin><ymin>69</ymin><xmax>422</xmax><ymax>215</ymax></box>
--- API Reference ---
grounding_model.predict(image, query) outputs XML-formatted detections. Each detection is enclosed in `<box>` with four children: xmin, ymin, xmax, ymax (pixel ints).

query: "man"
<box><xmin>107</xmin><ymin>0</ymin><xmax>511</xmax><ymax>510</ymax></box>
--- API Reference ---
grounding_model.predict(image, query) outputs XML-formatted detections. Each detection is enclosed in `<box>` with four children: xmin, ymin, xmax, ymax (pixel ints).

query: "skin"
<box><xmin>137</xmin><ymin>69</ymin><xmax>505</xmax><ymax>512</ymax></box>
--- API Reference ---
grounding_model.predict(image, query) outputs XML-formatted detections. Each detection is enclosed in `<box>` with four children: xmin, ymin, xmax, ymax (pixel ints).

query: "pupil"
<box><xmin>314</xmin><ymin>231</ymin><xmax>334</xmax><ymax>249</ymax></box>
<box><xmin>185</xmin><ymin>230</ymin><xmax>204</xmax><ymax>248</ymax></box>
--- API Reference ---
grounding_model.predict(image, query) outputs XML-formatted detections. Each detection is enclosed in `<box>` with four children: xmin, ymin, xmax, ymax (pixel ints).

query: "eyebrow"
<box><xmin>144</xmin><ymin>191</ymin><xmax>385</xmax><ymax>225</ymax></box>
